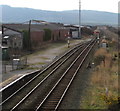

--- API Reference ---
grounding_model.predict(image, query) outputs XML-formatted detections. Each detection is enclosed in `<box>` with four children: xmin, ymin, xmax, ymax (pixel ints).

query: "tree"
<box><xmin>22</xmin><ymin>30</ymin><xmax>31</xmax><ymax>50</ymax></box>
<box><xmin>43</xmin><ymin>29</ymin><xmax>52</xmax><ymax>41</ymax></box>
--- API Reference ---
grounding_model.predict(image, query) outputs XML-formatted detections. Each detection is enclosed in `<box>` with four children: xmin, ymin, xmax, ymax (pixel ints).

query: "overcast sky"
<box><xmin>0</xmin><ymin>0</ymin><xmax>119</xmax><ymax>13</ymax></box>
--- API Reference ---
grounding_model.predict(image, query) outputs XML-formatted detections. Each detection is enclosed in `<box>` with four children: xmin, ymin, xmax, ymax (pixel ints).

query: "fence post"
<box><xmin>4</xmin><ymin>61</ymin><xmax>6</xmax><ymax>73</ymax></box>
<box><xmin>25</xmin><ymin>57</ymin><xmax>27</xmax><ymax>66</ymax></box>
<box><xmin>12</xmin><ymin>59</ymin><xmax>14</xmax><ymax>70</ymax></box>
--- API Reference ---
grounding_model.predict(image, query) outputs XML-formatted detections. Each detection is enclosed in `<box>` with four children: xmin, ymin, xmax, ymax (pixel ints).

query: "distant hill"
<box><xmin>1</xmin><ymin>5</ymin><xmax>118</xmax><ymax>25</ymax></box>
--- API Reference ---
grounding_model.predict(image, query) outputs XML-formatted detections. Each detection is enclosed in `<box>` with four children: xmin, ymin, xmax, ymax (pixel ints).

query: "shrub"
<box><xmin>22</xmin><ymin>30</ymin><xmax>31</xmax><ymax>50</ymax></box>
<box><xmin>101</xmin><ymin>94</ymin><xmax>120</xmax><ymax>110</ymax></box>
<box><xmin>94</xmin><ymin>48</ymin><xmax>107</xmax><ymax>66</ymax></box>
<box><xmin>94</xmin><ymin>55</ymin><xmax>105</xmax><ymax>66</ymax></box>
<box><xmin>43</xmin><ymin>29</ymin><xmax>52</xmax><ymax>41</ymax></box>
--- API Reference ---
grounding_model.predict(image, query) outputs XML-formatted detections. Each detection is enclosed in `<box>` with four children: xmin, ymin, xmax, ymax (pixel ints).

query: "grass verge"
<box><xmin>80</xmin><ymin>47</ymin><xmax>119</xmax><ymax>109</ymax></box>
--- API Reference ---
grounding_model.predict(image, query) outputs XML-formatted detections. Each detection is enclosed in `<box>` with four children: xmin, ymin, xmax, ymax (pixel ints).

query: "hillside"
<box><xmin>1</xmin><ymin>5</ymin><xmax>118</xmax><ymax>25</ymax></box>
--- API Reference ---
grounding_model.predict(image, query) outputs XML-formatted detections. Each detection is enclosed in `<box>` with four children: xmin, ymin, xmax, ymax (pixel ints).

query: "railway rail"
<box><xmin>1</xmin><ymin>38</ymin><xmax>96</xmax><ymax>110</ymax></box>
<box><xmin>36</xmin><ymin>38</ymin><xmax>96</xmax><ymax>110</ymax></box>
<box><xmin>1</xmin><ymin>41</ymin><xmax>85</xmax><ymax>100</ymax></box>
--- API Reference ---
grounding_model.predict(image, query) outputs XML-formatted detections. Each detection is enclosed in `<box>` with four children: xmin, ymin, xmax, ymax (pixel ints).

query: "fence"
<box><xmin>2</xmin><ymin>57</ymin><xmax>27</xmax><ymax>73</ymax></box>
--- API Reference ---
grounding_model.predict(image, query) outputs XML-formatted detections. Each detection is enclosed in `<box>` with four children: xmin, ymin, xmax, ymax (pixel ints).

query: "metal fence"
<box><xmin>2</xmin><ymin>57</ymin><xmax>27</xmax><ymax>73</ymax></box>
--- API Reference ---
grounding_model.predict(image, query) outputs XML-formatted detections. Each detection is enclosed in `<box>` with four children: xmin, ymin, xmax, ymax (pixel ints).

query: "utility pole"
<box><xmin>1</xmin><ymin>25</ymin><xmax>4</xmax><ymax>45</ymax></box>
<box><xmin>78</xmin><ymin>0</ymin><xmax>81</xmax><ymax>38</ymax></box>
<box><xmin>2</xmin><ymin>25</ymin><xmax>4</xmax><ymax>35</ymax></box>
<box><xmin>28</xmin><ymin>20</ymin><xmax>32</xmax><ymax>51</ymax></box>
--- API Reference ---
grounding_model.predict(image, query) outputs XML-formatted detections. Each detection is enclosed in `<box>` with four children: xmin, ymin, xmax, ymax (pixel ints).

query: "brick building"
<box><xmin>2</xmin><ymin>22</ymin><xmax>70</xmax><ymax>49</ymax></box>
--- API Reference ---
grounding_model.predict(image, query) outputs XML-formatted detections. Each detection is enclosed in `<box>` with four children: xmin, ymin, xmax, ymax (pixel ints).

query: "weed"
<box><xmin>80</xmin><ymin>47</ymin><xmax>118</xmax><ymax>109</ymax></box>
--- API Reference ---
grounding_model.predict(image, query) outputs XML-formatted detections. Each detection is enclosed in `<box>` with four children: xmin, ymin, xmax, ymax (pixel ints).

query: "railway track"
<box><xmin>1</xmin><ymin>41</ymin><xmax>85</xmax><ymax>100</ymax></box>
<box><xmin>10</xmin><ymin>38</ymin><xmax>96</xmax><ymax>110</ymax></box>
<box><xmin>36</xmin><ymin>38</ymin><xmax>96</xmax><ymax>110</ymax></box>
<box><xmin>1</xmin><ymin>40</ymin><xmax>93</xmax><ymax>110</ymax></box>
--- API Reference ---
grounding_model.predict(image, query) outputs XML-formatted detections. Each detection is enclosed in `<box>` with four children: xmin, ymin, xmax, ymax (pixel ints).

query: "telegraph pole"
<box><xmin>78</xmin><ymin>0</ymin><xmax>81</xmax><ymax>38</ymax></box>
<box><xmin>28</xmin><ymin>20</ymin><xmax>32</xmax><ymax>51</ymax></box>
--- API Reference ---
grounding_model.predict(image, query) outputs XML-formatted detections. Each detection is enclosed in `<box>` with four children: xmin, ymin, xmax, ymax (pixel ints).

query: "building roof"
<box><xmin>3</xmin><ymin>30</ymin><xmax>21</xmax><ymax>36</ymax></box>
<box><xmin>2</xmin><ymin>23</ymin><xmax>67</xmax><ymax>32</ymax></box>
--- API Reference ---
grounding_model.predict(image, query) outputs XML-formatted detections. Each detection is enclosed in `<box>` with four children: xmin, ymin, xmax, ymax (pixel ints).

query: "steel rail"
<box><xmin>9</xmin><ymin>43</ymin><xmax>87</xmax><ymax>111</ymax></box>
<box><xmin>0</xmin><ymin>42</ymin><xmax>85</xmax><ymax>92</ymax></box>
<box><xmin>54</xmin><ymin>40</ymin><xmax>96</xmax><ymax>110</ymax></box>
<box><xmin>1</xmin><ymin>43</ymin><xmax>90</xmax><ymax>110</ymax></box>
<box><xmin>36</xmin><ymin>39</ymin><xmax>96</xmax><ymax>110</ymax></box>
<box><xmin>0</xmin><ymin>42</ymin><xmax>86</xmax><ymax>106</ymax></box>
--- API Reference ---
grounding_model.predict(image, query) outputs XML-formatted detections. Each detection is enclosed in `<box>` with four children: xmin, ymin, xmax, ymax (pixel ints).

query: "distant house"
<box><xmin>64</xmin><ymin>25</ymin><xmax>79</xmax><ymax>38</ymax></box>
<box><xmin>64</xmin><ymin>25</ymin><xmax>94</xmax><ymax>38</ymax></box>
<box><xmin>2</xmin><ymin>27</ymin><xmax>23</xmax><ymax>49</ymax></box>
